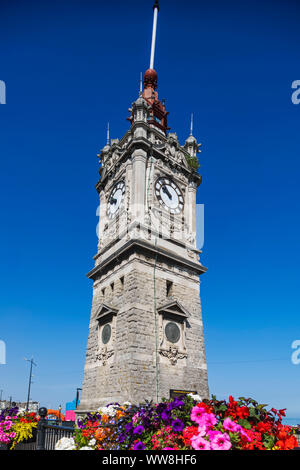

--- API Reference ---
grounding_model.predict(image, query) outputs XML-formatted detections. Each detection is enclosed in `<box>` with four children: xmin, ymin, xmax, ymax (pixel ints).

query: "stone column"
<box><xmin>185</xmin><ymin>182</ymin><xmax>197</xmax><ymax>247</ymax></box>
<box><xmin>97</xmin><ymin>190</ymin><xmax>107</xmax><ymax>252</ymax></box>
<box><xmin>131</xmin><ymin>149</ymin><xmax>147</xmax><ymax>224</ymax></box>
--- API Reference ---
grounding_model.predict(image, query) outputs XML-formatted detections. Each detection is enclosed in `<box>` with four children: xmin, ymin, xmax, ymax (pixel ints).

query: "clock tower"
<box><xmin>77</xmin><ymin>1</ymin><xmax>209</xmax><ymax>413</ymax></box>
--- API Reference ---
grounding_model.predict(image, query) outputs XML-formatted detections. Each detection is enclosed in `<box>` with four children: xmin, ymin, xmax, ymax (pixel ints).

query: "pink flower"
<box><xmin>191</xmin><ymin>435</ymin><xmax>211</xmax><ymax>450</ymax></box>
<box><xmin>211</xmin><ymin>432</ymin><xmax>232</xmax><ymax>450</ymax></box>
<box><xmin>198</xmin><ymin>412</ymin><xmax>217</xmax><ymax>429</ymax></box>
<box><xmin>235</xmin><ymin>425</ymin><xmax>251</xmax><ymax>441</ymax></box>
<box><xmin>197</xmin><ymin>424</ymin><xmax>207</xmax><ymax>437</ymax></box>
<box><xmin>207</xmin><ymin>430</ymin><xmax>221</xmax><ymax>441</ymax></box>
<box><xmin>223</xmin><ymin>418</ymin><xmax>239</xmax><ymax>433</ymax></box>
<box><xmin>191</xmin><ymin>406</ymin><xmax>206</xmax><ymax>424</ymax></box>
<box><xmin>163</xmin><ymin>447</ymin><xmax>175</xmax><ymax>450</ymax></box>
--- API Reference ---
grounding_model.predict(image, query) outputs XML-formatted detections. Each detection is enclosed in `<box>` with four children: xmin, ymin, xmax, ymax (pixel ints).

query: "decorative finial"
<box><xmin>190</xmin><ymin>113</ymin><xmax>194</xmax><ymax>136</ymax></box>
<box><xmin>106</xmin><ymin>122</ymin><xmax>110</xmax><ymax>146</ymax></box>
<box><xmin>153</xmin><ymin>0</ymin><xmax>159</xmax><ymax>12</ymax></box>
<box><xmin>150</xmin><ymin>1</ymin><xmax>159</xmax><ymax>70</ymax></box>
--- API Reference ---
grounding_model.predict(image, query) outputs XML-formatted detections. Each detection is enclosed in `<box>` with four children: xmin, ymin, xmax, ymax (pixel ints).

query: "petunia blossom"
<box><xmin>191</xmin><ymin>435</ymin><xmax>211</xmax><ymax>450</ymax></box>
<box><xmin>190</xmin><ymin>406</ymin><xmax>206</xmax><ymax>424</ymax></box>
<box><xmin>211</xmin><ymin>432</ymin><xmax>232</xmax><ymax>451</ymax></box>
<box><xmin>223</xmin><ymin>417</ymin><xmax>239</xmax><ymax>433</ymax></box>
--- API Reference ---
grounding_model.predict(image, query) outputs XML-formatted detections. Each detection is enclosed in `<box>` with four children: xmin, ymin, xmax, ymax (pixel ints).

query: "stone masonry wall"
<box><xmin>78</xmin><ymin>253</ymin><xmax>209</xmax><ymax>412</ymax></box>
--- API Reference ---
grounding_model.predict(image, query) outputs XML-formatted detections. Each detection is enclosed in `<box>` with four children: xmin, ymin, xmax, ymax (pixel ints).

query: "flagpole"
<box><xmin>150</xmin><ymin>1</ymin><xmax>159</xmax><ymax>69</ymax></box>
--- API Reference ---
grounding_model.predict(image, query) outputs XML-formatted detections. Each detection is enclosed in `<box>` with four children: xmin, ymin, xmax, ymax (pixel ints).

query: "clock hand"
<box><xmin>110</xmin><ymin>197</ymin><xmax>117</xmax><ymax>205</ymax></box>
<box><xmin>162</xmin><ymin>185</ymin><xmax>172</xmax><ymax>199</ymax></box>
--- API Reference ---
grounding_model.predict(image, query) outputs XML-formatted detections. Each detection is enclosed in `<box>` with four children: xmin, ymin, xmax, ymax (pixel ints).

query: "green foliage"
<box><xmin>238</xmin><ymin>419</ymin><xmax>252</xmax><ymax>430</ymax></box>
<box><xmin>185</xmin><ymin>154</ymin><xmax>199</xmax><ymax>171</ymax></box>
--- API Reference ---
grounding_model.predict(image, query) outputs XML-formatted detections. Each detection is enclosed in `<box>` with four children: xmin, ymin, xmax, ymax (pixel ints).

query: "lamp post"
<box><xmin>58</xmin><ymin>405</ymin><xmax>62</xmax><ymax>425</ymax></box>
<box><xmin>75</xmin><ymin>388</ymin><xmax>82</xmax><ymax>408</ymax></box>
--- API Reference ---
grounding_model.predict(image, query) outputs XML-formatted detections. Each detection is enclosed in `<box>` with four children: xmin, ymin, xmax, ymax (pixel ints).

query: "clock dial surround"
<box><xmin>107</xmin><ymin>181</ymin><xmax>125</xmax><ymax>219</ymax></box>
<box><xmin>155</xmin><ymin>177</ymin><xmax>184</xmax><ymax>214</ymax></box>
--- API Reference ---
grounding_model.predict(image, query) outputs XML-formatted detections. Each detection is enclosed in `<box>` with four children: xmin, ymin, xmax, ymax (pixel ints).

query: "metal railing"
<box><xmin>36</xmin><ymin>407</ymin><xmax>75</xmax><ymax>450</ymax></box>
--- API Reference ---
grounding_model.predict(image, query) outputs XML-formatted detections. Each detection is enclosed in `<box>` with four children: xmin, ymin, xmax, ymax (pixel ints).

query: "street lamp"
<box><xmin>76</xmin><ymin>388</ymin><xmax>82</xmax><ymax>408</ymax></box>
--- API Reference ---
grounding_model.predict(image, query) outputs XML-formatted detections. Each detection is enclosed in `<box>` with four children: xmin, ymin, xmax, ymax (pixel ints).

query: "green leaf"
<box><xmin>218</xmin><ymin>405</ymin><xmax>228</xmax><ymax>412</ymax></box>
<box><xmin>262</xmin><ymin>434</ymin><xmax>275</xmax><ymax>450</ymax></box>
<box><xmin>238</xmin><ymin>419</ymin><xmax>252</xmax><ymax>430</ymax></box>
<box><xmin>257</xmin><ymin>404</ymin><xmax>268</xmax><ymax>410</ymax></box>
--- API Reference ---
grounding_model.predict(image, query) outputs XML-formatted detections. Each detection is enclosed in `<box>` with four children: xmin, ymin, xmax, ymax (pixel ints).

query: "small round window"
<box><xmin>165</xmin><ymin>322</ymin><xmax>180</xmax><ymax>344</ymax></box>
<box><xmin>102</xmin><ymin>324</ymin><xmax>111</xmax><ymax>344</ymax></box>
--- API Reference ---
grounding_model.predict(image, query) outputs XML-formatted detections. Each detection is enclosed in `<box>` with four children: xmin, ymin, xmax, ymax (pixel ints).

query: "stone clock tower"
<box><xmin>77</xmin><ymin>2</ymin><xmax>209</xmax><ymax>414</ymax></box>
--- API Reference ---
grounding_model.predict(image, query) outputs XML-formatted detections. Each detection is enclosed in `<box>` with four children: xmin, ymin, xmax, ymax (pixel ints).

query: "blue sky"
<box><xmin>0</xmin><ymin>0</ymin><xmax>300</xmax><ymax>416</ymax></box>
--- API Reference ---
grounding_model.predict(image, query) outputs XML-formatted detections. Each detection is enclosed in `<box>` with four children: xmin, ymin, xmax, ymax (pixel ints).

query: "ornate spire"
<box><xmin>106</xmin><ymin>122</ymin><xmax>110</xmax><ymax>146</ymax></box>
<box><xmin>185</xmin><ymin>114</ymin><xmax>201</xmax><ymax>159</ymax></box>
<box><xmin>128</xmin><ymin>1</ymin><xmax>169</xmax><ymax>134</ymax></box>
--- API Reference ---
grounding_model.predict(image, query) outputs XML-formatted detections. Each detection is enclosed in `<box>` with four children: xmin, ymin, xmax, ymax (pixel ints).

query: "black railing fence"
<box><xmin>36</xmin><ymin>407</ymin><xmax>75</xmax><ymax>450</ymax></box>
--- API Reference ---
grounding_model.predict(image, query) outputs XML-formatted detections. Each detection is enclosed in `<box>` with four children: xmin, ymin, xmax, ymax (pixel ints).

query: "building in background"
<box><xmin>0</xmin><ymin>400</ymin><xmax>39</xmax><ymax>413</ymax></box>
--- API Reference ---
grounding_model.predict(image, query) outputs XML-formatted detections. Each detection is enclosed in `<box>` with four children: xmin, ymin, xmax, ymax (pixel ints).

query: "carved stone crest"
<box><xmin>159</xmin><ymin>346</ymin><xmax>187</xmax><ymax>365</ymax></box>
<box><xmin>95</xmin><ymin>346</ymin><xmax>114</xmax><ymax>366</ymax></box>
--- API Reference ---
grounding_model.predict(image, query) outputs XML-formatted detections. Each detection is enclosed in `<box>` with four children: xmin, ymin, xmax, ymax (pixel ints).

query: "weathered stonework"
<box><xmin>77</xmin><ymin>74</ymin><xmax>209</xmax><ymax>414</ymax></box>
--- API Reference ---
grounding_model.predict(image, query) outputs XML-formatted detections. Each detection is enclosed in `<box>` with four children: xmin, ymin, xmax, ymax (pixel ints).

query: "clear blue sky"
<box><xmin>0</xmin><ymin>0</ymin><xmax>300</xmax><ymax>416</ymax></box>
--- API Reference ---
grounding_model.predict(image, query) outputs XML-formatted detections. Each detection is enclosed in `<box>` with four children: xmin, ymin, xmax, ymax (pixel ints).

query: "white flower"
<box><xmin>188</xmin><ymin>393</ymin><xmax>202</xmax><ymax>402</ymax></box>
<box><xmin>55</xmin><ymin>437</ymin><xmax>76</xmax><ymax>450</ymax></box>
<box><xmin>97</xmin><ymin>404</ymin><xmax>118</xmax><ymax>417</ymax></box>
<box><xmin>80</xmin><ymin>446</ymin><xmax>92</xmax><ymax>450</ymax></box>
<box><xmin>88</xmin><ymin>438</ymin><xmax>96</xmax><ymax>447</ymax></box>
<box><xmin>123</xmin><ymin>402</ymin><xmax>131</xmax><ymax>407</ymax></box>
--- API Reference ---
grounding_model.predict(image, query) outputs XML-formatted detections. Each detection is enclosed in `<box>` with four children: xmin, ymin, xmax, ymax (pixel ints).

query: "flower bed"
<box><xmin>0</xmin><ymin>407</ymin><xmax>38</xmax><ymax>450</ymax></box>
<box><xmin>57</xmin><ymin>395</ymin><xmax>299</xmax><ymax>451</ymax></box>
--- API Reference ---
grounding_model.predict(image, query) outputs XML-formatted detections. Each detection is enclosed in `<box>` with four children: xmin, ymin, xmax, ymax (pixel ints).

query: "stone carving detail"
<box><xmin>159</xmin><ymin>346</ymin><xmax>188</xmax><ymax>366</ymax></box>
<box><xmin>95</xmin><ymin>346</ymin><xmax>114</xmax><ymax>366</ymax></box>
<box><xmin>187</xmin><ymin>248</ymin><xmax>197</xmax><ymax>260</ymax></box>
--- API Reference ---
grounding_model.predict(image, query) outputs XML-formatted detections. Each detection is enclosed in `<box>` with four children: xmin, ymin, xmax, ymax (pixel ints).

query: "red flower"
<box><xmin>182</xmin><ymin>426</ymin><xmax>199</xmax><ymax>447</ymax></box>
<box><xmin>256</xmin><ymin>421</ymin><xmax>272</xmax><ymax>434</ymax></box>
<box><xmin>277</xmin><ymin>436</ymin><xmax>298</xmax><ymax>450</ymax></box>
<box><xmin>197</xmin><ymin>402</ymin><xmax>214</xmax><ymax>414</ymax></box>
<box><xmin>236</xmin><ymin>406</ymin><xmax>249</xmax><ymax>419</ymax></box>
<box><xmin>256</xmin><ymin>422</ymin><xmax>272</xmax><ymax>434</ymax></box>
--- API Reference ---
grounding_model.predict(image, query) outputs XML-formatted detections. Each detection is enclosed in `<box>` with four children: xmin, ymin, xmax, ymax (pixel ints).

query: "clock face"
<box><xmin>155</xmin><ymin>177</ymin><xmax>184</xmax><ymax>214</ymax></box>
<box><xmin>107</xmin><ymin>181</ymin><xmax>125</xmax><ymax>219</ymax></box>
